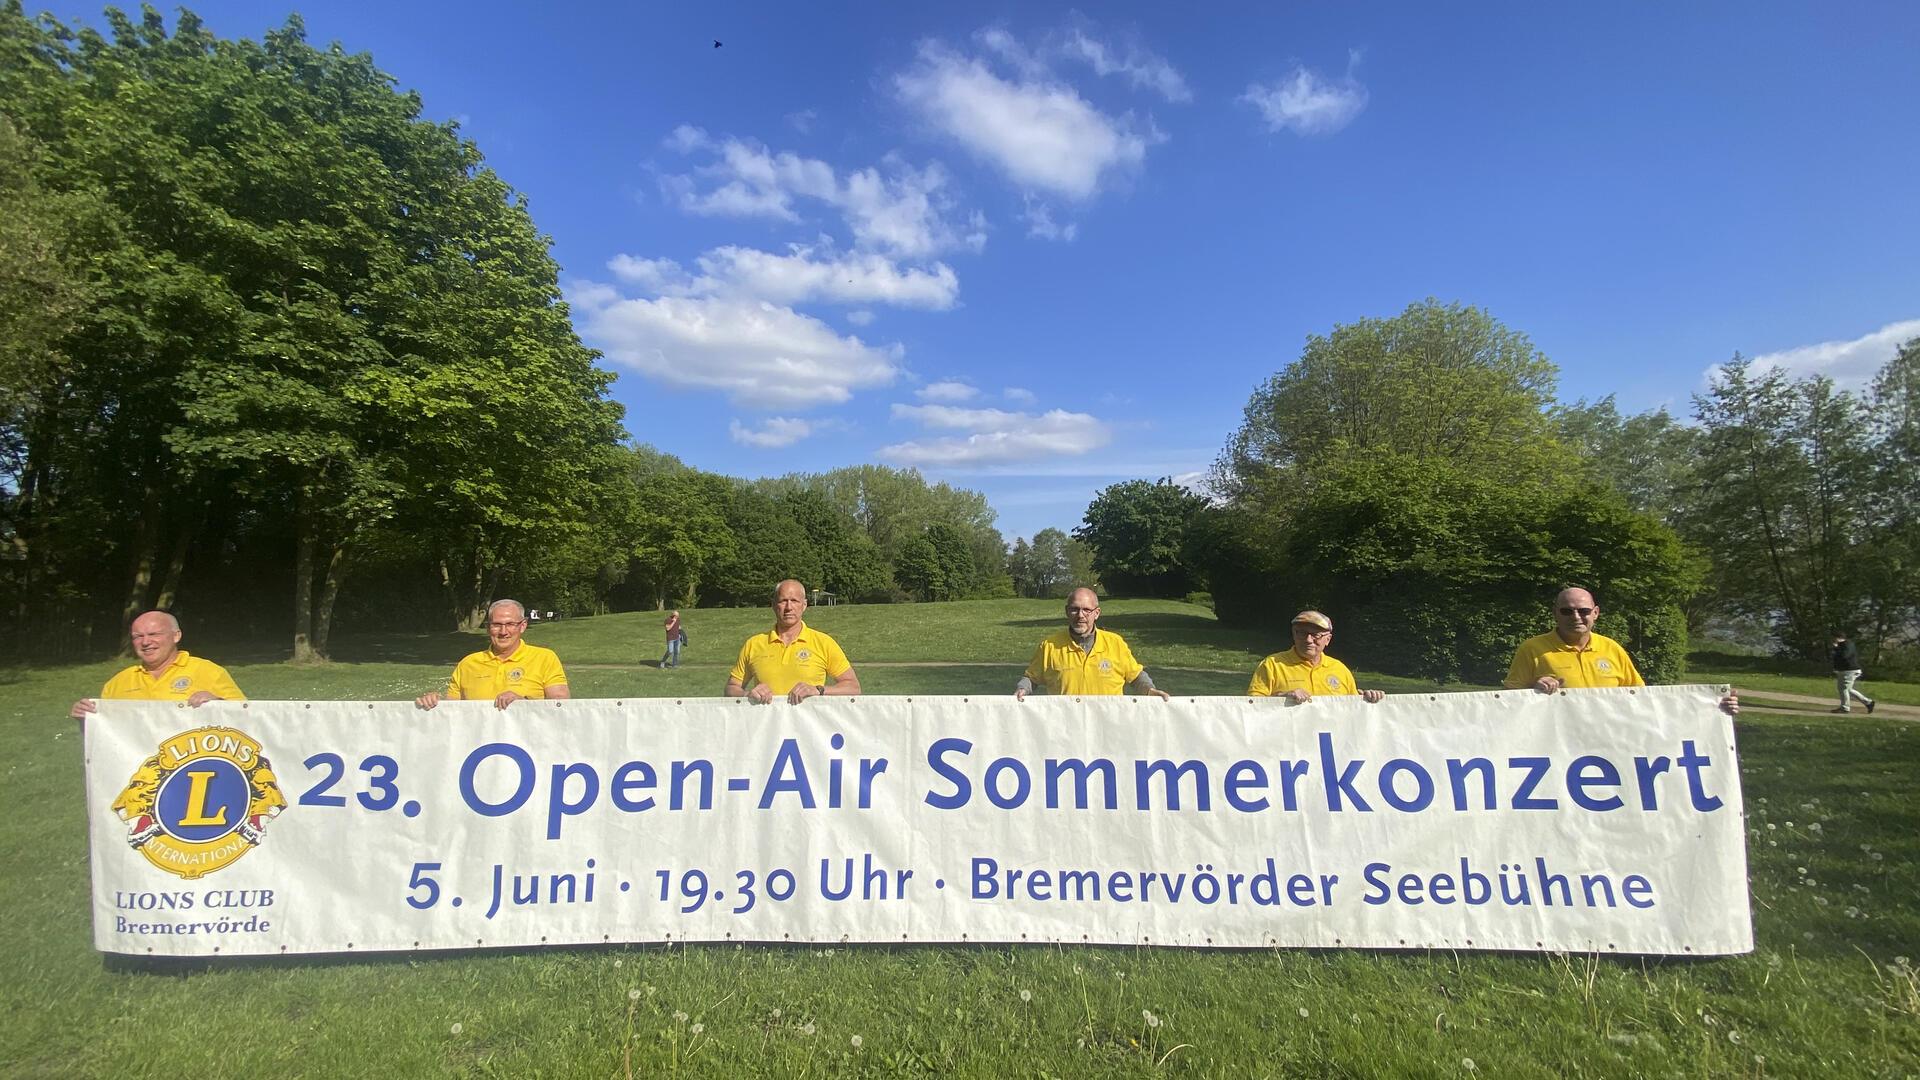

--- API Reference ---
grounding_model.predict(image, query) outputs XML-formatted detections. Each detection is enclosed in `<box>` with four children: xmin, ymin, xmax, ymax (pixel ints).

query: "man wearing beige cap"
<box><xmin>1247</xmin><ymin>610</ymin><xmax>1384</xmax><ymax>703</ymax></box>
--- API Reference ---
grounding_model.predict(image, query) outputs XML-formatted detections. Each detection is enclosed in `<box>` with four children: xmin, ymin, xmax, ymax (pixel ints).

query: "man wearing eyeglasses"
<box><xmin>1506</xmin><ymin>587</ymin><xmax>1737</xmax><ymax>714</ymax></box>
<box><xmin>1015</xmin><ymin>587</ymin><xmax>1171</xmax><ymax>700</ymax></box>
<box><xmin>1248</xmin><ymin>610</ymin><xmax>1384</xmax><ymax>703</ymax></box>
<box><xmin>414</xmin><ymin>598</ymin><xmax>570</xmax><ymax>710</ymax></box>
<box><xmin>69</xmin><ymin>610</ymin><xmax>244</xmax><ymax>720</ymax></box>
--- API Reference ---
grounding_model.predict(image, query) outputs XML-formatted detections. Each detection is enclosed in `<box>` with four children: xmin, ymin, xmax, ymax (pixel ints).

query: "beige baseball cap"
<box><xmin>1291</xmin><ymin>610</ymin><xmax>1332</xmax><ymax>631</ymax></box>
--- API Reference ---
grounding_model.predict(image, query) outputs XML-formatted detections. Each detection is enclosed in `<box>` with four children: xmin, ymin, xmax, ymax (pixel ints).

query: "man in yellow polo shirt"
<box><xmin>726</xmin><ymin>579</ymin><xmax>861</xmax><ymax>704</ymax></box>
<box><xmin>69</xmin><ymin>610</ymin><xmax>244</xmax><ymax>719</ymax></box>
<box><xmin>1506</xmin><ymin>586</ymin><xmax>1738</xmax><ymax>714</ymax></box>
<box><xmin>415</xmin><ymin>599</ymin><xmax>570</xmax><ymax>710</ymax></box>
<box><xmin>1248</xmin><ymin>610</ymin><xmax>1385</xmax><ymax>703</ymax></box>
<box><xmin>1015</xmin><ymin>588</ymin><xmax>1171</xmax><ymax>700</ymax></box>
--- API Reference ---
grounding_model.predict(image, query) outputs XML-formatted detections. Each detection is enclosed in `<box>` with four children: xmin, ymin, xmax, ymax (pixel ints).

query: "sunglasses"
<box><xmin>1557</xmin><ymin>607</ymin><xmax>1596</xmax><ymax>617</ymax></box>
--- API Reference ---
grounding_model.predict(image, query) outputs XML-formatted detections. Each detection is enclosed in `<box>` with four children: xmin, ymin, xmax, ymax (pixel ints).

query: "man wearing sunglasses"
<box><xmin>415</xmin><ymin>598</ymin><xmax>570</xmax><ymax>710</ymax></box>
<box><xmin>1506</xmin><ymin>587</ymin><xmax>1737</xmax><ymax>714</ymax></box>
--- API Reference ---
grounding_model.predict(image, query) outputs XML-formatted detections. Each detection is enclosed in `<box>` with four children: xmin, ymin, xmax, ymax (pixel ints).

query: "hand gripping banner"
<box><xmin>85</xmin><ymin>686</ymin><xmax>1752</xmax><ymax>957</ymax></box>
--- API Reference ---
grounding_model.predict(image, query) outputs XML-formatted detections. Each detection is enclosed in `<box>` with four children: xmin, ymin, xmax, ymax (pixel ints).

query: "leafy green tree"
<box><xmin>1216</xmin><ymin>299</ymin><xmax>1560</xmax><ymax>506</ymax></box>
<box><xmin>892</xmin><ymin>535</ymin><xmax>943</xmax><ymax>602</ymax></box>
<box><xmin>1684</xmin><ymin>357</ymin><xmax>1873</xmax><ymax>658</ymax></box>
<box><xmin>0</xmin><ymin>7</ymin><xmax>630</xmax><ymax>657</ymax></box>
<box><xmin>1863</xmin><ymin>338</ymin><xmax>1920</xmax><ymax>657</ymax></box>
<box><xmin>1074</xmin><ymin>479</ymin><xmax>1208</xmax><ymax>597</ymax></box>
<box><xmin>701</xmin><ymin>487</ymin><xmax>820</xmax><ymax>606</ymax></box>
<box><xmin>777</xmin><ymin>487</ymin><xmax>893</xmax><ymax>602</ymax></box>
<box><xmin>1552</xmin><ymin>396</ymin><xmax>1700</xmax><ymax>523</ymax></box>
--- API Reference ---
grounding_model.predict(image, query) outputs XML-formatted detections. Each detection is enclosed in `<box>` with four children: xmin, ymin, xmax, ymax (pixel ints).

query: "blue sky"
<box><xmin>43</xmin><ymin>2</ymin><xmax>1920</xmax><ymax>540</ymax></box>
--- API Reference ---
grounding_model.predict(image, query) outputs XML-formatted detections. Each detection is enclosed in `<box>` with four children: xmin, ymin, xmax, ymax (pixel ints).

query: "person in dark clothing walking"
<box><xmin>1831</xmin><ymin>634</ymin><xmax>1876</xmax><ymax>714</ymax></box>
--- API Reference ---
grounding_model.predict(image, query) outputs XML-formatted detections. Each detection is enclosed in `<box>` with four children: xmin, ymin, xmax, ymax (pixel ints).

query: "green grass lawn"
<box><xmin>3</xmin><ymin>599</ymin><xmax>1916</xmax><ymax>1077</ymax></box>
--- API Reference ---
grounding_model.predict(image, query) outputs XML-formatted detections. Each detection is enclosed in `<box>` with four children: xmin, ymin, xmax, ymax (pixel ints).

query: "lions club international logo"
<box><xmin>111</xmin><ymin>726</ymin><xmax>287</xmax><ymax>880</ymax></box>
<box><xmin>507</xmin><ymin>666</ymin><xmax>525</xmax><ymax>682</ymax></box>
<box><xmin>1596</xmin><ymin>659</ymin><xmax>1614</xmax><ymax>673</ymax></box>
<box><xmin>1326</xmin><ymin>674</ymin><xmax>1344</xmax><ymax>690</ymax></box>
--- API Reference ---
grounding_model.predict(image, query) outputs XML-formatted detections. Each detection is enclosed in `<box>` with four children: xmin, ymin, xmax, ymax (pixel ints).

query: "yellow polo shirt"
<box><xmin>98</xmin><ymin>651</ymin><xmax>245</xmax><ymax>701</ymax></box>
<box><xmin>1248</xmin><ymin>649</ymin><xmax>1361</xmax><ymax>697</ymax></box>
<box><xmin>1504</xmin><ymin>631</ymin><xmax>1644</xmax><ymax>689</ymax></box>
<box><xmin>729</xmin><ymin>623</ymin><xmax>852</xmax><ymax>695</ymax></box>
<box><xmin>1023</xmin><ymin>629</ymin><xmax>1144</xmax><ymax>696</ymax></box>
<box><xmin>446</xmin><ymin>642</ymin><xmax>568</xmax><ymax>700</ymax></box>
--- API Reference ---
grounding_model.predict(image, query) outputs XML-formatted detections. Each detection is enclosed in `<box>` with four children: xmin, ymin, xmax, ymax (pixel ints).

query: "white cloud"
<box><xmin>572</xmin><ymin>289</ymin><xmax>901</xmax><ymax>409</ymax></box>
<box><xmin>662</xmin><ymin>132</ymin><xmax>978</xmax><ymax>258</ymax></box>
<box><xmin>1728</xmin><ymin>318</ymin><xmax>1920</xmax><ymax>391</ymax></box>
<box><xmin>1242</xmin><ymin>55</ymin><xmax>1369</xmax><ymax>135</ymax></box>
<box><xmin>1021</xmin><ymin>197</ymin><xmax>1078</xmax><ymax>242</ymax></box>
<box><xmin>895</xmin><ymin>40</ymin><xmax>1158</xmax><ymax>199</ymax></box>
<box><xmin>605</xmin><ymin>244</ymin><xmax>959</xmax><ymax>310</ymax></box>
<box><xmin>786</xmin><ymin>108</ymin><xmax>818</xmax><ymax>134</ymax></box>
<box><xmin>1062</xmin><ymin>29</ymin><xmax>1191</xmax><ymax>103</ymax></box>
<box><xmin>1004</xmin><ymin>386</ymin><xmax>1037</xmax><ymax>405</ymax></box>
<box><xmin>881</xmin><ymin>403</ymin><xmax>1111</xmax><ymax>466</ymax></box>
<box><xmin>916</xmin><ymin>380</ymin><xmax>980</xmax><ymax>403</ymax></box>
<box><xmin>846</xmin><ymin>309</ymin><xmax>875</xmax><ymax>326</ymax></box>
<box><xmin>730</xmin><ymin>417</ymin><xmax>816</xmax><ymax>448</ymax></box>
<box><xmin>696</xmin><ymin>246</ymin><xmax>960</xmax><ymax>309</ymax></box>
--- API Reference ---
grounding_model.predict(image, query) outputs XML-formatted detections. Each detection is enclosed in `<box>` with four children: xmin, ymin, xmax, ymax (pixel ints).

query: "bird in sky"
<box><xmin>713</xmin><ymin>39</ymin><xmax>722</xmax><ymax>49</ymax></box>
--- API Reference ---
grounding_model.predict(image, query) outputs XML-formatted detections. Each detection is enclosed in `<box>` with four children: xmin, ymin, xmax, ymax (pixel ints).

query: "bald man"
<box><xmin>726</xmin><ymin>579</ymin><xmax>861</xmax><ymax>705</ymax></box>
<box><xmin>1507</xmin><ymin>586</ymin><xmax>1737</xmax><ymax>714</ymax></box>
<box><xmin>1016</xmin><ymin>587</ymin><xmax>1170</xmax><ymax>700</ymax></box>
<box><xmin>70</xmin><ymin>610</ymin><xmax>244</xmax><ymax>719</ymax></box>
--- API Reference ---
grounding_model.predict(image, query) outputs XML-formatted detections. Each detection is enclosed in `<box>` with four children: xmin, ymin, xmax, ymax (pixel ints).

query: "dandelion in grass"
<box><xmin>1462</xmin><ymin>1059</ymin><xmax>1476</xmax><ymax>1072</ymax></box>
<box><xmin>1728</xmin><ymin>1031</ymin><xmax>1742</xmax><ymax>1044</ymax></box>
<box><xmin>1350</xmin><ymin>1013</ymin><xmax>1362</xmax><ymax>1024</ymax></box>
<box><xmin>1143</xmin><ymin>1010</ymin><xmax>1161</xmax><ymax>1029</ymax></box>
<box><xmin>1020</xmin><ymin>989</ymin><xmax>1032</xmax><ymax>1003</ymax></box>
<box><xmin>628</xmin><ymin>988</ymin><xmax>641</xmax><ymax>1002</ymax></box>
<box><xmin>802</xmin><ymin>1022</ymin><xmax>816</xmax><ymax>1036</ymax></box>
<box><xmin>673</xmin><ymin>1010</ymin><xmax>689</xmax><ymax>1023</ymax></box>
<box><xmin>1297</xmin><ymin>1007</ymin><xmax>1309</xmax><ymax>1018</ymax></box>
<box><xmin>613</xmin><ymin>959</ymin><xmax>623</xmax><ymax>967</ymax></box>
<box><xmin>691</xmin><ymin>1023</ymin><xmax>703</xmax><ymax>1035</ymax></box>
<box><xmin>851</xmin><ymin>1035</ymin><xmax>863</xmax><ymax>1049</ymax></box>
<box><xmin>450</xmin><ymin>1023</ymin><xmax>463</xmax><ymax>1035</ymax></box>
<box><xmin>771</xmin><ymin>1008</ymin><xmax>783</xmax><ymax>1019</ymax></box>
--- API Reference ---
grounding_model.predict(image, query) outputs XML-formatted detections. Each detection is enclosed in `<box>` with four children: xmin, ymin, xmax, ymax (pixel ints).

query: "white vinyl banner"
<box><xmin>85</xmin><ymin>686</ymin><xmax>1752</xmax><ymax>957</ymax></box>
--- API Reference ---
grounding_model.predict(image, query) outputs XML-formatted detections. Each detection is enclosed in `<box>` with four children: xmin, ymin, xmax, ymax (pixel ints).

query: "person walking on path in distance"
<box><xmin>1015</xmin><ymin>587</ymin><xmax>1171</xmax><ymax>700</ymax></box>
<box><xmin>1831</xmin><ymin>633</ymin><xmax>1876</xmax><ymax>714</ymax></box>
<box><xmin>663</xmin><ymin>610</ymin><xmax>684</xmax><ymax>668</ymax></box>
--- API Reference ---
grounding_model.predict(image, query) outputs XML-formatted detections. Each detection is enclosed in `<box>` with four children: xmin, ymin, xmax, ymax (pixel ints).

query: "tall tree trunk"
<box><xmin>292</xmin><ymin>498</ymin><xmax>317</xmax><ymax>662</ymax></box>
<box><xmin>119</xmin><ymin>486</ymin><xmax>162</xmax><ymax>646</ymax></box>
<box><xmin>154</xmin><ymin>515</ymin><xmax>197</xmax><ymax>611</ymax></box>
<box><xmin>313</xmin><ymin>541</ymin><xmax>349</xmax><ymax>660</ymax></box>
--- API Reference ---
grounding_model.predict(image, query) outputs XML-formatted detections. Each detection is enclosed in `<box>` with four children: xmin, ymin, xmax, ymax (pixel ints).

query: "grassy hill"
<box><xmin>2</xmin><ymin>599</ymin><xmax>1915</xmax><ymax>1076</ymax></box>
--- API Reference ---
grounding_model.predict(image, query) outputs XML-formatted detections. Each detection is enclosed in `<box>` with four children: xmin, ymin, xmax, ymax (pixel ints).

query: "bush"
<box><xmin>1184</xmin><ymin>591</ymin><xmax>1214</xmax><ymax>610</ymax></box>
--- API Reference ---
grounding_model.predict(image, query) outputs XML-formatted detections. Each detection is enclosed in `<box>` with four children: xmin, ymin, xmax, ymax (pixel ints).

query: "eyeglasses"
<box><xmin>487</xmin><ymin>621</ymin><xmax>524</xmax><ymax>631</ymax></box>
<box><xmin>1293</xmin><ymin>627</ymin><xmax>1330</xmax><ymax>638</ymax></box>
<box><xmin>1557</xmin><ymin>607</ymin><xmax>1596</xmax><ymax>617</ymax></box>
<box><xmin>1065</xmin><ymin>607</ymin><xmax>1097</xmax><ymax>615</ymax></box>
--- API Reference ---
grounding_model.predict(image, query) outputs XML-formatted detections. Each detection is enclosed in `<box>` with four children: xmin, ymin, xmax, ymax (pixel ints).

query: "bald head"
<box><xmin>128</xmin><ymin>610</ymin><xmax>183</xmax><ymax>673</ymax></box>
<box><xmin>1065</xmin><ymin>587</ymin><xmax>1100</xmax><ymax>637</ymax></box>
<box><xmin>773</xmin><ymin>579</ymin><xmax>808</xmax><ymax>633</ymax></box>
<box><xmin>1552</xmin><ymin>587</ymin><xmax>1599</xmax><ymax>646</ymax></box>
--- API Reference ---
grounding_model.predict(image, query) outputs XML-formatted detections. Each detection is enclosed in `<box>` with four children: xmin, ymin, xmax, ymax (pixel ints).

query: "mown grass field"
<box><xmin>3</xmin><ymin>599</ymin><xmax>1916</xmax><ymax>1077</ymax></box>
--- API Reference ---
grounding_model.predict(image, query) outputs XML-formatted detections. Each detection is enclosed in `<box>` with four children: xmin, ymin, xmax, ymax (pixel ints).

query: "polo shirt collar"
<box><xmin>487</xmin><ymin>642</ymin><xmax>528</xmax><ymax>663</ymax></box>
<box><xmin>768</xmin><ymin>621</ymin><xmax>811</xmax><ymax>644</ymax></box>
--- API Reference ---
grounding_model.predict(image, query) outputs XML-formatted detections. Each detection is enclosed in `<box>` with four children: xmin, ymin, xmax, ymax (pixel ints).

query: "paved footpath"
<box><xmin>1731</xmin><ymin>685</ymin><xmax>1917</xmax><ymax>719</ymax></box>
